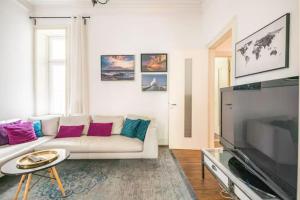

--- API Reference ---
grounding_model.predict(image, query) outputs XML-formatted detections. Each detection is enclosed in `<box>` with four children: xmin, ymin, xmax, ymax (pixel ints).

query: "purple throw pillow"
<box><xmin>0</xmin><ymin>120</ymin><xmax>22</xmax><ymax>145</ymax></box>
<box><xmin>56</xmin><ymin>125</ymin><xmax>84</xmax><ymax>138</ymax></box>
<box><xmin>4</xmin><ymin>121</ymin><xmax>37</xmax><ymax>145</ymax></box>
<box><xmin>88</xmin><ymin>123</ymin><xmax>113</xmax><ymax>137</ymax></box>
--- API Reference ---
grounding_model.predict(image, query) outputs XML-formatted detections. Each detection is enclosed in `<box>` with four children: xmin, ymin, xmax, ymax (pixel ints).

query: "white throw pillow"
<box><xmin>92</xmin><ymin>116</ymin><xmax>124</xmax><ymax>134</ymax></box>
<box><xmin>59</xmin><ymin>115</ymin><xmax>91</xmax><ymax>135</ymax></box>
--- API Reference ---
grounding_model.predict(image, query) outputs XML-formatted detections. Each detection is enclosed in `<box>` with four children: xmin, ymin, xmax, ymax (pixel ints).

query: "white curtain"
<box><xmin>66</xmin><ymin>17</ymin><xmax>89</xmax><ymax>115</ymax></box>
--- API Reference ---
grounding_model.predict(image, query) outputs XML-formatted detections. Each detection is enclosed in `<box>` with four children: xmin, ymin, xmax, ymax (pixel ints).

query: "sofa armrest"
<box><xmin>143</xmin><ymin>126</ymin><xmax>158</xmax><ymax>159</ymax></box>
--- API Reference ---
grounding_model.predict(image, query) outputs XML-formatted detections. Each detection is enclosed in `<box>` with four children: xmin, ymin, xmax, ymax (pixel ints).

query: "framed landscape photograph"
<box><xmin>141</xmin><ymin>54</ymin><xmax>167</xmax><ymax>72</ymax></box>
<box><xmin>235</xmin><ymin>13</ymin><xmax>290</xmax><ymax>78</ymax></box>
<box><xmin>142</xmin><ymin>74</ymin><xmax>167</xmax><ymax>92</ymax></box>
<box><xmin>101</xmin><ymin>55</ymin><xmax>135</xmax><ymax>81</ymax></box>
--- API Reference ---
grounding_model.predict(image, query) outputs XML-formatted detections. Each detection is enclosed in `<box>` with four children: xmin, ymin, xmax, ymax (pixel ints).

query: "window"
<box><xmin>35</xmin><ymin>29</ymin><xmax>66</xmax><ymax>115</ymax></box>
<box><xmin>48</xmin><ymin>36</ymin><xmax>66</xmax><ymax>114</ymax></box>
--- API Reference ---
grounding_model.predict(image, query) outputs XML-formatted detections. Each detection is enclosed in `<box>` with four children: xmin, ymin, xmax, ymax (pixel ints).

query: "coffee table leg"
<box><xmin>14</xmin><ymin>175</ymin><xmax>26</xmax><ymax>200</ymax></box>
<box><xmin>51</xmin><ymin>167</ymin><xmax>65</xmax><ymax>197</ymax></box>
<box><xmin>23</xmin><ymin>174</ymin><xmax>32</xmax><ymax>200</ymax></box>
<box><xmin>48</xmin><ymin>168</ymin><xmax>55</xmax><ymax>186</ymax></box>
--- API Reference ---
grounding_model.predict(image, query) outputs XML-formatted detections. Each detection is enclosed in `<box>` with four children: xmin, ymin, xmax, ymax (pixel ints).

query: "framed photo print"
<box><xmin>142</xmin><ymin>74</ymin><xmax>167</xmax><ymax>92</ymax></box>
<box><xmin>101</xmin><ymin>55</ymin><xmax>135</xmax><ymax>81</ymax></box>
<box><xmin>141</xmin><ymin>54</ymin><xmax>167</xmax><ymax>72</ymax></box>
<box><xmin>235</xmin><ymin>13</ymin><xmax>290</xmax><ymax>78</ymax></box>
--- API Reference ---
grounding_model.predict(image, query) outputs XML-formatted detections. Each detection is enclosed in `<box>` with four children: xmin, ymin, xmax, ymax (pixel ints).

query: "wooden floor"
<box><xmin>172</xmin><ymin>145</ymin><xmax>227</xmax><ymax>200</ymax></box>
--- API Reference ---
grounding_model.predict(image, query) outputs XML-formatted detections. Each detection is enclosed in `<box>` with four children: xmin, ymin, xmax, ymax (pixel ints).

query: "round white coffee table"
<box><xmin>1</xmin><ymin>148</ymin><xmax>70</xmax><ymax>200</ymax></box>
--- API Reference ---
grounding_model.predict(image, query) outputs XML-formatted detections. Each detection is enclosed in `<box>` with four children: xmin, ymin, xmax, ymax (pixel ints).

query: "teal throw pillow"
<box><xmin>33</xmin><ymin>120</ymin><xmax>43</xmax><ymax>137</ymax></box>
<box><xmin>136</xmin><ymin>120</ymin><xmax>151</xmax><ymax>141</ymax></box>
<box><xmin>121</xmin><ymin>119</ymin><xmax>141</xmax><ymax>138</ymax></box>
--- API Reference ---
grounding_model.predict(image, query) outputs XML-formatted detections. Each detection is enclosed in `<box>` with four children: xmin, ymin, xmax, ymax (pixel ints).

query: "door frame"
<box><xmin>207</xmin><ymin>18</ymin><xmax>237</xmax><ymax>147</ymax></box>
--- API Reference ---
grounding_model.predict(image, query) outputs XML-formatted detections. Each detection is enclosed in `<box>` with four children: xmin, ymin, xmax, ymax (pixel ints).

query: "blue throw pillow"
<box><xmin>33</xmin><ymin>120</ymin><xmax>43</xmax><ymax>137</ymax></box>
<box><xmin>136</xmin><ymin>120</ymin><xmax>150</xmax><ymax>141</ymax></box>
<box><xmin>121</xmin><ymin>119</ymin><xmax>141</xmax><ymax>138</ymax></box>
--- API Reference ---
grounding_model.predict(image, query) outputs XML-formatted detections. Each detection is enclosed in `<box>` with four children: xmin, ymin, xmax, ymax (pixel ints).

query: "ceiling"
<box><xmin>25</xmin><ymin>0</ymin><xmax>203</xmax><ymax>7</ymax></box>
<box><xmin>27</xmin><ymin>0</ymin><xmax>87</xmax><ymax>5</ymax></box>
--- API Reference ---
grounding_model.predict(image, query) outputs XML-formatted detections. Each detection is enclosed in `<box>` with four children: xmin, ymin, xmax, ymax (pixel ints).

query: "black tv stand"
<box><xmin>202</xmin><ymin>148</ymin><xmax>280</xmax><ymax>200</ymax></box>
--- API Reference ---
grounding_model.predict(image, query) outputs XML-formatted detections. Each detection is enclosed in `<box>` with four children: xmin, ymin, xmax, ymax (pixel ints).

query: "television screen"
<box><xmin>221</xmin><ymin>77</ymin><xmax>298</xmax><ymax>199</ymax></box>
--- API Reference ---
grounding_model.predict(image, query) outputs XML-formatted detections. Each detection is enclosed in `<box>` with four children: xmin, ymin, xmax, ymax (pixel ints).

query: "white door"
<box><xmin>169</xmin><ymin>50</ymin><xmax>209</xmax><ymax>150</ymax></box>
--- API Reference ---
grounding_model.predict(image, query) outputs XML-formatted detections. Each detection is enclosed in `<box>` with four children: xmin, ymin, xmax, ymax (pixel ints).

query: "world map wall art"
<box><xmin>235</xmin><ymin>13</ymin><xmax>290</xmax><ymax>78</ymax></box>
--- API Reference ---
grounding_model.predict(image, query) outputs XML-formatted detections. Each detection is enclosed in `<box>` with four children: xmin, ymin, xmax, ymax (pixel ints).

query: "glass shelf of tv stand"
<box><xmin>205</xmin><ymin>148</ymin><xmax>233</xmax><ymax>169</ymax></box>
<box><xmin>203</xmin><ymin>148</ymin><xmax>280</xmax><ymax>200</ymax></box>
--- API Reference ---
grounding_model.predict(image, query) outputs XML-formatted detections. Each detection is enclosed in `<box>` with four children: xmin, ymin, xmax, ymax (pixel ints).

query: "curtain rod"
<box><xmin>29</xmin><ymin>16</ymin><xmax>91</xmax><ymax>25</ymax></box>
<box><xmin>29</xmin><ymin>16</ymin><xmax>91</xmax><ymax>19</ymax></box>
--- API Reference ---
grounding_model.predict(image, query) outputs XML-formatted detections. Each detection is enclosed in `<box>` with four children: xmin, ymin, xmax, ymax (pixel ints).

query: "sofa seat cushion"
<box><xmin>0</xmin><ymin>136</ymin><xmax>54</xmax><ymax>167</ymax></box>
<box><xmin>35</xmin><ymin>135</ymin><xmax>143</xmax><ymax>153</ymax></box>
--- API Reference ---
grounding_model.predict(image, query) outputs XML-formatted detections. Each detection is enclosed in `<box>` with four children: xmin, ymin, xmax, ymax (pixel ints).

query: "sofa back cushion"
<box><xmin>88</xmin><ymin>123</ymin><xmax>113</xmax><ymax>137</ymax></box>
<box><xmin>56</xmin><ymin>125</ymin><xmax>84</xmax><ymax>138</ymax></box>
<box><xmin>29</xmin><ymin>115</ymin><xmax>60</xmax><ymax>136</ymax></box>
<box><xmin>59</xmin><ymin>115</ymin><xmax>90</xmax><ymax>135</ymax></box>
<box><xmin>92</xmin><ymin>116</ymin><xmax>124</xmax><ymax>135</ymax></box>
<box><xmin>4</xmin><ymin>121</ymin><xmax>37</xmax><ymax>145</ymax></box>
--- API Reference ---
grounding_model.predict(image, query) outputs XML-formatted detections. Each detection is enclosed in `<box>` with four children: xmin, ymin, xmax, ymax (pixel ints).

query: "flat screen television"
<box><xmin>221</xmin><ymin>76</ymin><xmax>299</xmax><ymax>200</ymax></box>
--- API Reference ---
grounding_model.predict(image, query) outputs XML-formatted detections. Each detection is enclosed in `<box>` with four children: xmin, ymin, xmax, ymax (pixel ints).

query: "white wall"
<box><xmin>0</xmin><ymin>0</ymin><xmax>34</xmax><ymax>120</ymax></box>
<box><xmin>198</xmin><ymin>0</ymin><xmax>300</xmax><ymax>198</ymax></box>
<box><xmin>89</xmin><ymin>12</ymin><xmax>203</xmax><ymax>145</ymax></box>
<box><xmin>199</xmin><ymin>0</ymin><xmax>299</xmax><ymax>85</ymax></box>
<box><xmin>32</xmin><ymin>0</ymin><xmax>299</xmax><ymax>147</ymax></box>
<box><xmin>32</xmin><ymin>6</ymin><xmax>203</xmax><ymax>145</ymax></box>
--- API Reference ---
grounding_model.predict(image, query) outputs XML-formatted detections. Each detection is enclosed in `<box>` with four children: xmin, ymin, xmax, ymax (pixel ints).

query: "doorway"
<box><xmin>214</xmin><ymin>57</ymin><xmax>231</xmax><ymax>145</ymax></box>
<box><xmin>208</xmin><ymin>22</ymin><xmax>235</xmax><ymax>148</ymax></box>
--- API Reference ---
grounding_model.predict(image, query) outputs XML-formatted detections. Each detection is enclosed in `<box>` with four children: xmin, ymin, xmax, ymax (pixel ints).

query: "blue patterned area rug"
<box><xmin>0</xmin><ymin>148</ymin><xmax>196</xmax><ymax>200</ymax></box>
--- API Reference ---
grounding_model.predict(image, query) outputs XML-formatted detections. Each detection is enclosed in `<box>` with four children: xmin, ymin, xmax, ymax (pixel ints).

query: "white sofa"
<box><xmin>33</xmin><ymin>114</ymin><xmax>158</xmax><ymax>159</ymax></box>
<box><xmin>0</xmin><ymin>114</ymin><xmax>158</xmax><ymax>176</ymax></box>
